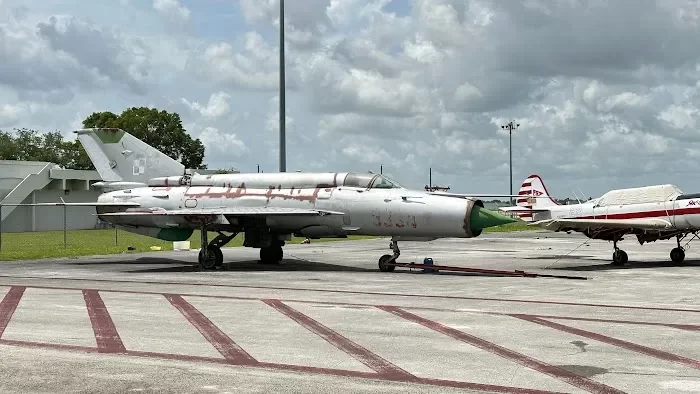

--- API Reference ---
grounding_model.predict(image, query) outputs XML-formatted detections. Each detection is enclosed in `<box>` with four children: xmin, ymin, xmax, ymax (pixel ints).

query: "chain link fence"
<box><xmin>0</xmin><ymin>204</ymin><xmax>178</xmax><ymax>260</ymax></box>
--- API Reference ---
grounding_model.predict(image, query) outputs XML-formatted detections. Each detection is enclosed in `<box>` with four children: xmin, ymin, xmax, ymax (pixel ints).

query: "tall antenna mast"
<box><xmin>279</xmin><ymin>0</ymin><xmax>286</xmax><ymax>172</ymax></box>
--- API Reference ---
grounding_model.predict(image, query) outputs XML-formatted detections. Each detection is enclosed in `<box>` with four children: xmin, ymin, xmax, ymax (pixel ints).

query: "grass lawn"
<box><xmin>0</xmin><ymin>219</ymin><xmax>534</xmax><ymax>261</ymax></box>
<box><xmin>482</xmin><ymin>219</ymin><xmax>535</xmax><ymax>233</ymax></box>
<box><xmin>0</xmin><ymin>228</ymin><xmax>378</xmax><ymax>261</ymax></box>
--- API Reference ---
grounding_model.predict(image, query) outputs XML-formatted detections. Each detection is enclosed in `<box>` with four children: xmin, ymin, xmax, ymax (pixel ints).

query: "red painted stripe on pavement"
<box><xmin>3</xmin><ymin>282</ymin><xmax>697</xmax><ymax>331</ymax></box>
<box><xmin>378</xmin><ymin>306</ymin><xmax>623</xmax><ymax>394</ymax></box>
<box><xmin>530</xmin><ymin>314</ymin><xmax>700</xmax><ymax>332</ymax></box>
<box><xmin>2</xmin><ymin>279</ymin><xmax>699</xmax><ymax>314</ymax></box>
<box><xmin>83</xmin><ymin>289</ymin><xmax>126</xmax><ymax>353</ymax></box>
<box><xmin>262</xmin><ymin>299</ymin><xmax>415</xmax><ymax>380</ymax></box>
<box><xmin>512</xmin><ymin>315</ymin><xmax>700</xmax><ymax>370</ymax></box>
<box><xmin>165</xmin><ymin>294</ymin><xmax>257</xmax><ymax>365</ymax></box>
<box><xmin>0</xmin><ymin>286</ymin><xmax>25</xmax><ymax>338</ymax></box>
<box><xmin>0</xmin><ymin>338</ymin><xmax>563</xmax><ymax>394</ymax></box>
<box><xmin>4</xmin><ymin>277</ymin><xmax>699</xmax><ymax>314</ymax></box>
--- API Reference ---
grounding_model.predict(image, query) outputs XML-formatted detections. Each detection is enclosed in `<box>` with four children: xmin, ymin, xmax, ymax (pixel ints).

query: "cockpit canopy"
<box><xmin>342</xmin><ymin>172</ymin><xmax>402</xmax><ymax>189</ymax></box>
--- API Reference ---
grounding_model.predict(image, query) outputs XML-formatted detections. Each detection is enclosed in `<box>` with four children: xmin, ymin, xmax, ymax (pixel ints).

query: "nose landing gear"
<box><xmin>378</xmin><ymin>240</ymin><xmax>400</xmax><ymax>272</ymax></box>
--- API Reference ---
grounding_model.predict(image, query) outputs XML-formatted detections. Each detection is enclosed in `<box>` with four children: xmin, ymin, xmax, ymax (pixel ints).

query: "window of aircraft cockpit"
<box><xmin>370</xmin><ymin>174</ymin><xmax>401</xmax><ymax>189</ymax></box>
<box><xmin>343</xmin><ymin>173</ymin><xmax>402</xmax><ymax>189</ymax></box>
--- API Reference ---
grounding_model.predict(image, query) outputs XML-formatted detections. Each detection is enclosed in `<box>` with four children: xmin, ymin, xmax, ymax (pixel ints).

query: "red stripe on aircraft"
<box><xmin>165</xmin><ymin>294</ymin><xmax>258</xmax><ymax>365</ymax></box>
<box><xmin>263</xmin><ymin>299</ymin><xmax>415</xmax><ymax>380</ymax></box>
<box><xmin>512</xmin><ymin>315</ymin><xmax>700</xmax><ymax>370</ymax></box>
<box><xmin>522</xmin><ymin>182</ymin><xmax>532</xmax><ymax>187</ymax></box>
<box><xmin>578</xmin><ymin>206</ymin><xmax>700</xmax><ymax>220</ymax></box>
<box><xmin>0</xmin><ymin>286</ymin><xmax>25</xmax><ymax>338</ymax></box>
<box><xmin>378</xmin><ymin>306</ymin><xmax>624</xmax><ymax>394</ymax></box>
<box><xmin>83</xmin><ymin>289</ymin><xmax>126</xmax><ymax>353</ymax></box>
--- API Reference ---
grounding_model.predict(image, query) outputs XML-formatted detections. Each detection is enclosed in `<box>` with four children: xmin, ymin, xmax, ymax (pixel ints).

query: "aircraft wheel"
<box><xmin>259</xmin><ymin>245</ymin><xmax>283</xmax><ymax>264</ymax></box>
<box><xmin>378</xmin><ymin>254</ymin><xmax>395</xmax><ymax>272</ymax></box>
<box><xmin>612</xmin><ymin>250</ymin><xmax>628</xmax><ymax>266</ymax></box>
<box><xmin>199</xmin><ymin>246</ymin><xmax>222</xmax><ymax>270</ymax></box>
<box><xmin>670</xmin><ymin>248</ymin><xmax>685</xmax><ymax>263</ymax></box>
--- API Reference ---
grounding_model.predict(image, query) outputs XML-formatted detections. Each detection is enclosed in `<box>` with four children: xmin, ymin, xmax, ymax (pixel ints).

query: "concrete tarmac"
<box><xmin>1</xmin><ymin>230</ymin><xmax>700</xmax><ymax>393</ymax></box>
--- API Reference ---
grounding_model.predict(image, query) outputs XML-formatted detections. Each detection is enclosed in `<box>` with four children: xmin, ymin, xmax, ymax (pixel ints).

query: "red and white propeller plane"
<box><xmin>500</xmin><ymin>174</ymin><xmax>700</xmax><ymax>265</ymax></box>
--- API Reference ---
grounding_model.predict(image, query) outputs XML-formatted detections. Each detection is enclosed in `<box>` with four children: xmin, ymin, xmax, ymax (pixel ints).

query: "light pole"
<box><xmin>279</xmin><ymin>0</ymin><xmax>286</xmax><ymax>172</ymax></box>
<box><xmin>501</xmin><ymin>120</ymin><xmax>519</xmax><ymax>205</ymax></box>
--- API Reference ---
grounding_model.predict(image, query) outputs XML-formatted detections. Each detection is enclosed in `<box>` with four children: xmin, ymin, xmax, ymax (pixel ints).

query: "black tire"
<box><xmin>612</xmin><ymin>250</ymin><xmax>628</xmax><ymax>266</ymax></box>
<box><xmin>378</xmin><ymin>254</ymin><xmax>395</xmax><ymax>272</ymax></box>
<box><xmin>259</xmin><ymin>245</ymin><xmax>283</xmax><ymax>264</ymax></box>
<box><xmin>670</xmin><ymin>248</ymin><xmax>685</xmax><ymax>263</ymax></box>
<box><xmin>212</xmin><ymin>245</ymin><xmax>223</xmax><ymax>267</ymax></box>
<box><xmin>199</xmin><ymin>246</ymin><xmax>220</xmax><ymax>270</ymax></box>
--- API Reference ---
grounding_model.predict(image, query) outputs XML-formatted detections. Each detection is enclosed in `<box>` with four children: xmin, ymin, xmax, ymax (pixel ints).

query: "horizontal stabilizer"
<box><xmin>428</xmin><ymin>191</ymin><xmax>553</xmax><ymax>199</ymax></box>
<box><xmin>499</xmin><ymin>206</ymin><xmax>550</xmax><ymax>213</ymax></box>
<box><xmin>0</xmin><ymin>201</ymin><xmax>140</xmax><ymax>207</ymax></box>
<box><xmin>530</xmin><ymin>218</ymin><xmax>674</xmax><ymax>231</ymax></box>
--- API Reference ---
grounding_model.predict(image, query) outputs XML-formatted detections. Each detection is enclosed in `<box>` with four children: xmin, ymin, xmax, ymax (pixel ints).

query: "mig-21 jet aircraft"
<box><xmin>37</xmin><ymin>128</ymin><xmax>525</xmax><ymax>271</ymax></box>
<box><xmin>500</xmin><ymin>174</ymin><xmax>700</xmax><ymax>266</ymax></box>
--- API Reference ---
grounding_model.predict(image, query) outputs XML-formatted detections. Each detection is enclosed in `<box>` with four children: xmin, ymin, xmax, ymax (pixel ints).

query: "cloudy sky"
<box><xmin>1</xmin><ymin>0</ymin><xmax>699</xmax><ymax>199</ymax></box>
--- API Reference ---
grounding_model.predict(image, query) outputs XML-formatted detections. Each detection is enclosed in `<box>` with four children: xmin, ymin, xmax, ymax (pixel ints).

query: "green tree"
<box><xmin>82</xmin><ymin>107</ymin><xmax>206</xmax><ymax>169</ymax></box>
<box><xmin>0</xmin><ymin>130</ymin><xmax>21</xmax><ymax>160</ymax></box>
<box><xmin>0</xmin><ymin>128</ymin><xmax>95</xmax><ymax>169</ymax></box>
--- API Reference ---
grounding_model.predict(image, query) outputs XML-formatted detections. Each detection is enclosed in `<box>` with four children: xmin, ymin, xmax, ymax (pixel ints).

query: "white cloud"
<box><xmin>2</xmin><ymin>1</ymin><xmax>700</xmax><ymax>196</ymax></box>
<box><xmin>153</xmin><ymin>0</ymin><xmax>190</xmax><ymax>23</ymax></box>
<box><xmin>181</xmin><ymin>92</ymin><xmax>231</xmax><ymax>119</ymax></box>
<box><xmin>195</xmin><ymin>126</ymin><xmax>247</xmax><ymax>167</ymax></box>
<box><xmin>194</xmin><ymin>32</ymin><xmax>281</xmax><ymax>91</ymax></box>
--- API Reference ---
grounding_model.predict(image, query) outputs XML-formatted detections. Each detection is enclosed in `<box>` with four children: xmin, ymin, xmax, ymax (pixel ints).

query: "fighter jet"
<box><xmin>54</xmin><ymin>128</ymin><xmax>527</xmax><ymax>271</ymax></box>
<box><xmin>501</xmin><ymin>174</ymin><xmax>700</xmax><ymax>266</ymax></box>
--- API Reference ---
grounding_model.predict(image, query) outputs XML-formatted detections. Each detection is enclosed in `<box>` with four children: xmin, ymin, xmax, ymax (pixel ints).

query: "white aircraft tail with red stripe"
<box><xmin>517</xmin><ymin>174</ymin><xmax>560</xmax><ymax>209</ymax></box>
<box><xmin>500</xmin><ymin>174</ymin><xmax>560</xmax><ymax>222</ymax></box>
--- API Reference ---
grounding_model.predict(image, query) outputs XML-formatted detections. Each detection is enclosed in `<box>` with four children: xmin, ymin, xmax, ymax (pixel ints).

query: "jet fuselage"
<box><xmin>94</xmin><ymin>172</ymin><xmax>513</xmax><ymax>243</ymax></box>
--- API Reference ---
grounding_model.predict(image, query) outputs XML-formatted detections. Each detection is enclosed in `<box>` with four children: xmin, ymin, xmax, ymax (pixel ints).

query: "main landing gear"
<box><xmin>670</xmin><ymin>235</ymin><xmax>686</xmax><ymax>263</ymax></box>
<box><xmin>611</xmin><ymin>238</ymin><xmax>628</xmax><ymax>266</ymax></box>
<box><xmin>378</xmin><ymin>240</ymin><xmax>400</xmax><ymax>272</ymax></box>
<box><xmin>259</xmin><ymin>241</ymin><xmax>284</xmax><ymax>265</ymax></box>
<box><xmin>612</xmin><ymin>233</ymin><xmax>694</xmax><ymax>266</ymax></box>
<box><xmin>197</xmin><ymin>228</ymin><xmax>238</xmax><ymax>270</ymax></box>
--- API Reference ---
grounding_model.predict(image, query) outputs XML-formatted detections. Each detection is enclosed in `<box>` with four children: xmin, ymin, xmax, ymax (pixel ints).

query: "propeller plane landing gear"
<box><xmin>378</xmin><ymin>240</ymin><xmax>400</xmax><ymax>272</ymax></box>
<box><xmin>670</xmin><ymin>234</ymin><xmax>686</xmax><ymax>263</ymax></box>
<box><xmin>611</xmin><ymin>238</ymin><xmax>628</xmax><ymax>266</ymax></box>
<box><xmin>196</xmin><ymin>228</ymin><xmax>238</xmax><ymax>270</ymax></box>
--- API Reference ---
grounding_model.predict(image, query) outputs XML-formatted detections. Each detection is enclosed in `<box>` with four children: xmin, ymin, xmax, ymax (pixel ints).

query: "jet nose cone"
<box><xmin>470</xmin><ymin>205</ymin><xmax>517</xmax><ymax>232</ymax></box>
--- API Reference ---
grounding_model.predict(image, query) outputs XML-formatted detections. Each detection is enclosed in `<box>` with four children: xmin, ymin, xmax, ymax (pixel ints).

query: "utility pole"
<box><xmin>500</xmin><ymin>120</ymin><xmax>520</xmax><ymax>205</ymax></box>
<box><xmin>279</xmin><ymin>0</ymin><xmax>286</xmax><ymax>172</ymax></box>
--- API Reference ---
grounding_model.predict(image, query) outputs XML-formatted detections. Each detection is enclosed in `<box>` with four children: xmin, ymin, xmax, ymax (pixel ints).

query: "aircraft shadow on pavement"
<box><xmin>545</xmin><ymin>258</ymin><xmax>700</xmax><ymax>271</ymax></box>
<box><xmin>124</xmin><ymin>258</ymin><xmax>376</xmax><ymax>274</ymax></box>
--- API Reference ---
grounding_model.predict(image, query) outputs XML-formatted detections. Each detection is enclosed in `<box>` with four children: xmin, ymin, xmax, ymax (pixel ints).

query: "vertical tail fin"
<box><xmin>500</xmin><ymin>174</ymin><xmax>560</xmax><ymax>222</ymax></box>
<box><xmin>518</xmin><ymin>174</ymin><xmax>560</xmax><ymax>208</ymax></box>
<box><xmin>75</xmin><ymin>128</ymin><xmax>185</xmax><ymax>184</ymax></box>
